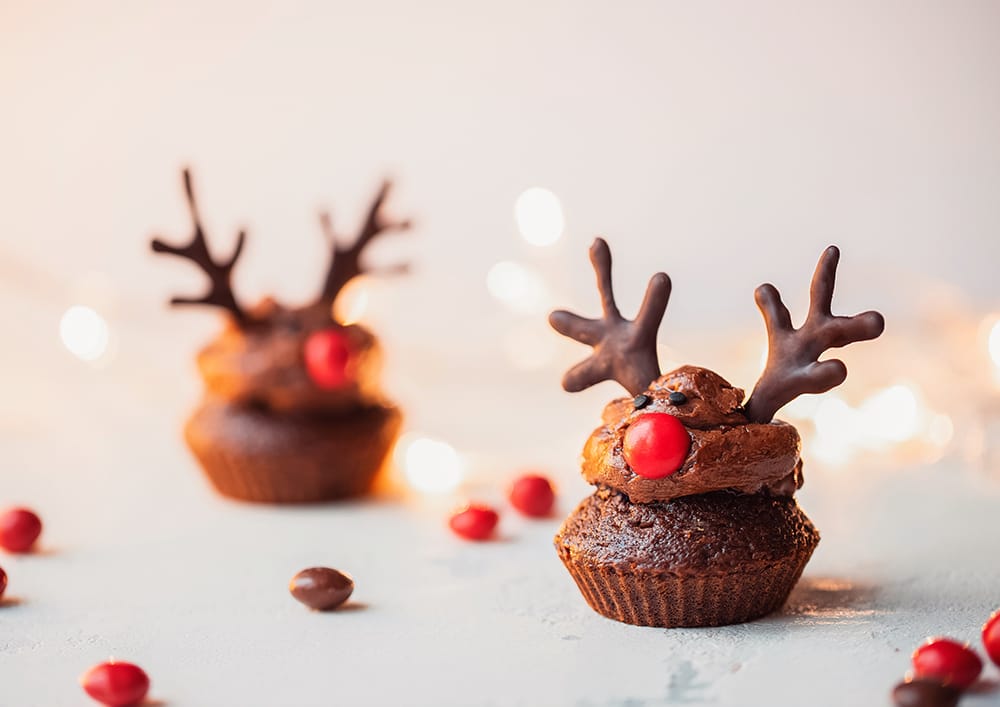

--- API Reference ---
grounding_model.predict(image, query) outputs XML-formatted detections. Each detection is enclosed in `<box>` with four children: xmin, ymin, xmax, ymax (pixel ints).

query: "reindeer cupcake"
<box><xmin>550</xmin><ymin>239</ymin><xmax>884</xmax><ymax>627</ymax></box>
<box><xmin>152</xmin><ymin>170</ymin><xmax>409</xmax><ymax>503</ymax></box>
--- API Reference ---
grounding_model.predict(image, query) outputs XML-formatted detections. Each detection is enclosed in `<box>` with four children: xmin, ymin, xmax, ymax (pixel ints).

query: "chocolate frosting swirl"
<box><xmin>582</xmin><ymin>366</ymin><xmax>803</xmax><ymax>503</ymax></box>
<box><xmin>196</xmin><ymin>298</ymin><xmax>382</xmax><ymax>415</ymax></box>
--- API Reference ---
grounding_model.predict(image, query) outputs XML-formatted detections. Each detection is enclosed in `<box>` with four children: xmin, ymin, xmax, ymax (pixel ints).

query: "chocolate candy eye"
<box><xmin>633</xmin><ymin>394</ymin><xmax>652</xmax><ymax>410</ymax></box>
<box><xmin>668</xmin><ymin>391</ymin><xmax>687</xmax><ymax>405</ymax></box>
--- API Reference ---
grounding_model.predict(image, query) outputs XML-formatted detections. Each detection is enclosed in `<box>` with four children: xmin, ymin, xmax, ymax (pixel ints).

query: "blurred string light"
<box><xmin>394</xmin><ymin>433</ymin><xmax>464</xmax><ymax>494</ymax></box>
<box><xmin>515</xmin><ymin>188</ymin><xmax>564</xmax><ymax>247</ymax></box>
<box><xmin>487</xmin><ymin>261</ymin><xmax>550</xmax><ymax>314</ymax></box>
<box><xmin>792</xmin><ymin>383</ymin><xmax>953</xmax><ymax>466</ymax></box>
<box><xmin>59</xmin><ymin>305</ymin><xmax>111</xmax><ymax>363</ymax></box>
<box><xmin>861</xmin><ymin>385</ymin><xmax>922</xmax><ymax>443</ymax></box>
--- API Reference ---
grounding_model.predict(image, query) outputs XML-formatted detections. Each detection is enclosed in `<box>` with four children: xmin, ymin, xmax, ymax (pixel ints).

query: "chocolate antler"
<box><xmin>151</xmin><ymin>169</ymin><xmax>248</xmax><ymax>325</ymax></box>
<box><xmin>316</xmin><ymin>180</ymin><xmax>411</xmax><ymax>306</ymax></box>
<box><xmin>549</xmin><ymin>238</ymin><xmax>672</xmax><ymax>396</ymax></box>
<box><xmin>745</xmin><ymin>246</ymin><xmax>885</xmax><ymax>423</ymax></box>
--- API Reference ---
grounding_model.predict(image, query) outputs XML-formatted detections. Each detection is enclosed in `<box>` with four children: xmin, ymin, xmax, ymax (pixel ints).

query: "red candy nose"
<box><xmin>304</xmin><ymin>328</ymin><xmax>354</xmax><ymax>389</ymax></box>
<box><xmin>623</xmin><ymin>412</ymin><xmax>691</xmax><ymax>479</ymax></box>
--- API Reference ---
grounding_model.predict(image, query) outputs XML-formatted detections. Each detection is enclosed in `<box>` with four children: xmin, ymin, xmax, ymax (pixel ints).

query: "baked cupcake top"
<box><xmin>550</xmin><ymin>238</ymin><xmax>884</xmax><ymax>502</ymax></box>
<box><xmin>151</xmin><ymin>169</ymin><xmax>410</xmax><ymax>415</ymax></box>
<box><xmin>556</xmin><ymin>486</ymin><xmax>819</xmax><ymax>574</ymax></box>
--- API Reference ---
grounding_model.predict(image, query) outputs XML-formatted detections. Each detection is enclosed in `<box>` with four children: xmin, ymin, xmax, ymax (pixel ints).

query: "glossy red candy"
<box><xmin>983</xmin><ymin>610</ymin><xmax>1000</xmax><ymax>667</ymax></box>
<box><xmin>622</xmin><ymin>413</ymin><xmax>690</xmax><ymax>479</ymax></box>
<box><xmin>0</xmin><ymin>566</ymin><xmax>6</xmax><ymax>599</ymax></box>
<box><xmin>80</xmin><ymin>661</ymin><xmax>150</xmax><ymax>707</ymax></box>
<box><xmin>911</xmin><ymin>638</ymin><xmax>982</xmax><ymax>689</ymax></box>
<box><xmin>303</xmin><ymin>328</ymin><xmax>354</xmax><ymax>389</ymax></box>
<box><xmin>449</xmin><ymin>504</ymin><xmax>499</xmax><ymax>541</ymax></box>
<box><xmin>509</xmin><ymin>474</ymin><xmax>556</xmax><ymax>517</ymax></box>
<box><xmin>0</xmin><ymin>508</ymin><xmax>42</xmax><ymax>553</ymax></box>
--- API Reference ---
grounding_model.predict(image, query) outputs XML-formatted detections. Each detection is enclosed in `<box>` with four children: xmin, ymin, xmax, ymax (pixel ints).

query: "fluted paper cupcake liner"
<box><xmin>184</xmin><ymin>400</ymin><xmax>401</xmax><ymax>504</ymax></box>
<box><xmin>557</xmin><ymin>539</ymin><xmax>816</xmax><ymax>628</ymax></box>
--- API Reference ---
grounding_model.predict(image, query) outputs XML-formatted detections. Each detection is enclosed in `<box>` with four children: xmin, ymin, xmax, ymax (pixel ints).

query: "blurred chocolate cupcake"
<box><xmin>152</xmin><ymin>169</ymin><xmax>409</xmax><ymax>503</ymax></box>
<box><xmin>549</xmin><ymin>239</ymin><xmax>883</xmax><ymax>627</ymax></box>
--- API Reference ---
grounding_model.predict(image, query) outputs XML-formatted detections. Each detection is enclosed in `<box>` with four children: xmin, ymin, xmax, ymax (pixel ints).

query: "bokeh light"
<box><xmin>858</xmin><ymin>384</ymin><xmax>921</xmax><ymax>443</ymax></box>
<box><xmin>805</xmin><ymin>382</ymin><xmax>949</xmax><ymax>466</ymax></box>
<box><xmin>487</xmin><ymin>261</ymin><xmax>550</xmax><ymax>314</ymax></box>
<box><xmin>59</xmin><ymin>305</ymin><xmax>110</xmax><ymax>362</ymax></box>
<box><xmin>395</xmin><ymin>434</ymin><xmax>464</xmax><ymax>494</ymax></box>
<box><xmin>514</xmin><ymin>188</ymin><xmax>564</xmax><ymax>247</ymax></box>
<box><xmin>334</xmin><ymin>277</ymin><xmax>371</xmax><ymax>326</ymax></box>
<box><xmin>989</xmin><ymin>319</ymin><xmax>1000</xmax><ymax>368</ymax></box>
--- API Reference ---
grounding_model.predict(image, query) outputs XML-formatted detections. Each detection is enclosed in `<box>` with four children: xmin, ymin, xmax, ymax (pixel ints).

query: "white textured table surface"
<box><xmin>2</xmin><ymin>373</ymin><xmax>1000</xmax><ymax>707</ymax></box>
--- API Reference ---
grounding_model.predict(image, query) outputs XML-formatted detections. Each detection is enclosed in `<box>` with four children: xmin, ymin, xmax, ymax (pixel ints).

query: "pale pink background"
<box><xmin>3</xmin><ymin>1</ymin><xmax>999</xmax><ymax>320</ymax></box>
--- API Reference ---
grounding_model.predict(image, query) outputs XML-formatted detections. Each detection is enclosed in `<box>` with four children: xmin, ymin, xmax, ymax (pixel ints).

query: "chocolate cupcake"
<box><xmin>550</xmin><ymin>239</ymin><xmax>883</xmax><ymax>627</ymax></box>
<box><xmin>152</xmin><ymin>170</ymin><xmax>409</xmax><ymax>503</ymax></box>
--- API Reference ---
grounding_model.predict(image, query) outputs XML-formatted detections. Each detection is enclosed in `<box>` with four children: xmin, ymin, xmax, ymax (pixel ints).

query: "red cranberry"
<box><xmin>80</xmin><ymin>661</ymin><xmax>150</xmax><ymax>707</ymax></box>
<box><xmin>0</xmin><ymin>566</ymin><xmax>6</xmax><ymax>599</ymax></box>
<box><xmin>984</xmin><ymin>610</ymin><xmax>1000</xmax><ymax>667</ymax></box>
<box><xmin>622</xmin><ymin>413</ymin><xmax>690</xmax><ymax>479</ymax></box>
<box><xmin>509</xmin><ymin>474</ymin><xmax>555</xmax><ymax>517</ymax></box>
<box><xmin>912</xmin><ymin>638</ymin><xmax>982</xmax><ymax>689</ymax></box>
<box><xmin>449</xmin><ymin>504</ymin><xmax>499</xmax><ymax>541</ymax></box>
<box><xmin>303</xmin><ymin>328</ymin><xmax>354</xmax><ymax>389</ymax></box>
<box><xmin>0</xmin><ymin>508</ymin><xmax>42</xmax><ymax>553</ymax></box>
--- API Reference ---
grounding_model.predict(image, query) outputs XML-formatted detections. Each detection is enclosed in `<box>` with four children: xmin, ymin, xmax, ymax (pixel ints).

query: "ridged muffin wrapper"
<box><xmin>184</xmin><ymin>400</ymin><xmax>402</xmax><ymax>503</ymax></box>
<box><xmin>557</xmin><ymin>531</ymin><xmax>817</xmax><ymax>628</ymax></box>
